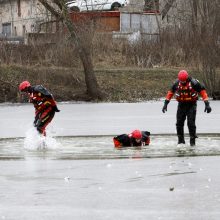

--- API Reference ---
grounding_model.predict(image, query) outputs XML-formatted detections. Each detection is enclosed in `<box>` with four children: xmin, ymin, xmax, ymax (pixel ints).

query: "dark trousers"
<box><xmin>176</xmin><ymin>102</ymin><xmax>197</xmax><ymax>144</ymax></box>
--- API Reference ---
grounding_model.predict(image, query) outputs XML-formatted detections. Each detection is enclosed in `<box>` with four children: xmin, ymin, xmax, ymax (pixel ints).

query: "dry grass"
<box><xmin>0</xmin><ymin>64</ymin><xmax>209</xmax><ymax>103</ymax></box>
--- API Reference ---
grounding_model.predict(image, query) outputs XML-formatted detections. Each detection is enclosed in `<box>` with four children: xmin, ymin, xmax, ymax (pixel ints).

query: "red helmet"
<box><xmin>178</xmin><ymin>70</ymin><xmax>188</xmax><ymax>82</ymax></box>
<box><xmin>131</xmin><ymin>130</ymin><xmax>142</xmax><ymax>139</ymax></box>
<box><xmin>19</xmin><ymin>81</ymin><xmax>31</xmax><ymax>91</ymax></box>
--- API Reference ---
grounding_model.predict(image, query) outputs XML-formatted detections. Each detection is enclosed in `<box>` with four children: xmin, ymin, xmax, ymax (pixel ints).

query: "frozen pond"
<box><xmin>0</xmin><ymin>101</ymin><xmax>219</xmax><ymax>138</ymax></box>
<box><xmin>0</xmin><ymin>101</ymin><xmax>220</xmax><ymax>220</ymax></box>
<box><xmin>1</xmin><ymin>157</ymin><xmax>220</xmax><ymax>220</ymax></box>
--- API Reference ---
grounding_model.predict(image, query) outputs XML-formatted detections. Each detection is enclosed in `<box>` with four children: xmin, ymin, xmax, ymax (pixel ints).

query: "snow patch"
<box><xmin>128</xmin><ymin>31</ymin><xmax>141</xmax><ymax>44</ymax></box>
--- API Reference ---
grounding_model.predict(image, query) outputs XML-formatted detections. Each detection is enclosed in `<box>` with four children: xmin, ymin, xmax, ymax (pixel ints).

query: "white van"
<box><xmin>66</xmin><ymin>0</ymin><xmax>129</xmax><ymax>12</ymax></box>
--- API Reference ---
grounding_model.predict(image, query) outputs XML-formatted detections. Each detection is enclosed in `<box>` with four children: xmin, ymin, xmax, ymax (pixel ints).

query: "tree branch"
<box><xmin>38</xmin><ymin>0</ymin><xmax>62</xmax><ymax>18</ymax></box>
<box><xmin>53</xmin><ymin>0</ymin><xmax>63</xmax><ymax>10</ymax></box>
<box><xmin>161</xmin><ymin>0</ymin><xmax>176</xmax><ymax>20</ymax></box>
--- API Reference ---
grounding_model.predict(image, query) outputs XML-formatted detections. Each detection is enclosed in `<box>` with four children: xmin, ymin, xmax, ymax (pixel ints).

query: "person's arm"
<box><xmin>141</xmin><ymin>131</ymin><xmax>151</xmax><ymax>145</ymax></box>
<box><xmin>162</xmin><ymin>81</ymin><xmax>177</xmax><ymax>113</ymax></box>
<box><xmin>144</xmin><ymin>136</ymin><xmax>150</xmax><ymax>146</ymax></box>
<box><xmin>33</xmin><ymin>111</ymin><xmax>41</xmax><ymax>127</ymax></box>
<box><xmin>192</xmin><ymin>79</ymin><xmax>212</xmax><ymax>113</ymax></box>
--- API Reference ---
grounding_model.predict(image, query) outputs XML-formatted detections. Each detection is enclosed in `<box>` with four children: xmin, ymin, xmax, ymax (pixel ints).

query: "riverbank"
<box><xmin>0</xmin><ymin>65</ymin><xmax>203</xmax><ymax>102</ymax></box>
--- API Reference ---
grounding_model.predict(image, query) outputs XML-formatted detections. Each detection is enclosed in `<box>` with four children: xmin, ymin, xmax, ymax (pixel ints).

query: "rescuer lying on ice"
<box><xmin>162</xmin><ymin>70</ymin><xmax>212</xmax><ymax>146</ymax></box>
<box><xmin>19</xmin><ymin>81</ymin><xmax>60</xmax><ymax>136</ymax></box>
<box><xmin>113</xmin><ymin>129</ymin><xmax>150</xmax><ymax>148</ymax></box>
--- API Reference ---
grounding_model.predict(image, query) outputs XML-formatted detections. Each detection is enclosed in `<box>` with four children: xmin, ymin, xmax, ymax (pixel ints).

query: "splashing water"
<box><xmin>24</xmin><ymin>127</ymin><xmax>59</xmax><ymax>151</ymax></box>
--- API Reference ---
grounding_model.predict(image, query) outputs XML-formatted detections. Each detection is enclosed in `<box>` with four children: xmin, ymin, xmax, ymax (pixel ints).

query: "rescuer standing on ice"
<box><xmin>162</xmin><ymin>70</ymin><xmax>212</xmax><ymax>146</ymax></box>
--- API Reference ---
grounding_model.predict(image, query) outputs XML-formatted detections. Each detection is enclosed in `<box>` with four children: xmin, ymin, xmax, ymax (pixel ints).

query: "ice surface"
<box><xmin>0</xmin><ymin>157</ymin><xmax>220</xmax><ymax>219</ymax></box>
<box><xmin>0</xmin><ymin>101</ymin><xmax>220</xmax><ymax>138</ymax></box>
<box><xmin>0</xmin><ymin>102</ymin><xmax>219</xmax><ymax>220</ymax></box>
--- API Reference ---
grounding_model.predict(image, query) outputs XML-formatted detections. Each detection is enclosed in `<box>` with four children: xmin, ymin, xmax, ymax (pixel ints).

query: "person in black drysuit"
<box><xmin>162</xmin><ymin>70</ymin><xmax>212</xmax><ymax>146</ymax></box>
<box><xmin>113</xmin><ymin>130</ymin><xmax>150</xmax><ymax>148</ymax></box>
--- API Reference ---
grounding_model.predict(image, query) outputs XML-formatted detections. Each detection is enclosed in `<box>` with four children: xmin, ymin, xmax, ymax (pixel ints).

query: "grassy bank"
<box><xmin>0</xmin><ymin>65</ymin><xmax>202</xmax><ymax>103</ymax></box>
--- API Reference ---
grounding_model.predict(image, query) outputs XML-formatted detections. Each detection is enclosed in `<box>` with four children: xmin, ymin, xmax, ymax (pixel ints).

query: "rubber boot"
<box><xmin>189</xmin><ymin>128</ymin><xmax>197</xmax><ymax>146</ymax></box>
<box><xmin>190</xmin><ymin>137</ymin><xmax>195</xmax><ymax>146</ymax></box>
<box><xmin>178</xmin><ymin>135</ymin><xmax>185</xmax><ymax>144</ymax></box>
<box><xmin>177</xmin><ymin>127</ymin><xmax>185</xmax><ymax>144</ymax></box>
<box><xmin>190</xmin><ymin>135</ymin><xmax>198</xmax><ymax>146</ymax></box>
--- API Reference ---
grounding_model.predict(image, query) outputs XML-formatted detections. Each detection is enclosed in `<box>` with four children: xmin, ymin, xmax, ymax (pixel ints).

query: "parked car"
<box><xmin>66</xmin><ymin>0</ymin><xmax>129</xmax><ymax>12</ymax></box>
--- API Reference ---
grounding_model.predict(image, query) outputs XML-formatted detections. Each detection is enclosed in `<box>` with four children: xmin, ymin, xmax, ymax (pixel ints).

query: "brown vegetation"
<box><xmin>39</xmin><ymin>0</ymin><xmax>104</xmax><ymax>100</ymax></box>
<box><xmin>0</xmin><ymin>23</ymin><xmax>219</xmax><ymax>102</ymax></box>
<box><xmin>0</xmin><ymin>0</ymin><xmax>219</xmax><ymax>102</ymax></box>
<box><xmin>0</xmin><ymin>64</ymin><xmax>208</xmax><ymax>103</ymax></box>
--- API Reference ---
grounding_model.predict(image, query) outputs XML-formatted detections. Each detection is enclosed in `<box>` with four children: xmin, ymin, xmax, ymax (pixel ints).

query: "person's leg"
<box><xmin>176</xmin><ymin>103</ymin><xmax>186</xmax><ymax>144</ymax></box>
<box><xmin>35</xmin><ymin>107</ymin><xmax>55</xmax><ymax>136</ymax></box>
<box><xmin>187</xmin><ymin>103</ymin><xmax>197</xmax><ymax>146</ymax></box>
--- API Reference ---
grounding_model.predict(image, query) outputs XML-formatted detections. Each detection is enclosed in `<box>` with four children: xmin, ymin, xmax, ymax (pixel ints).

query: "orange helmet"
<box><xmin>178</xmin><ymin>70</ymin><xmax>188</xmax><ymax>82</ymax></box>
<box><xmin>19</xmin><ymin>81</ymin><xmax>31</xmax><ymax>91</ymax></box>
<box><xmin>131</xmin><ymin>130</ymin><xmax>142</xmax><ymax>139</ymax></box>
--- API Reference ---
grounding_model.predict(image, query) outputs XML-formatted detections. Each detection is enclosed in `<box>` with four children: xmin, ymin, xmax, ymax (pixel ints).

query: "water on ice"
<box><xmin>24</xmin><ymin>127</ymin><xmax>60</xmax><ymax>151</ymax></box>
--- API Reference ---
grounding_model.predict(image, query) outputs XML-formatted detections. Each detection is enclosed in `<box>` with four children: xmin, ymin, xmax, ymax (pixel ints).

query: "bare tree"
<box><xmin>158</xmin><ymin>0</ymin><xmax>219</xmax><ymax>99</ymax></box>
<box><xmin>189</xmin><ymin>0</ymin><xmax>220</xmax><ymax>99</ymax></box>
<box><xmin>161</xmin><ymin>0</ymin><xmax>176</xmax><ymax>19</ymax></box>
<box><xmin>144</xmin><ymin>0</ymin><xmax>159</xmax><ymax>11</ymax></box>
<box><xmin>38</xmin><ymin>0</ymin><xmax>104</xmax><ymax>100</ymax></box>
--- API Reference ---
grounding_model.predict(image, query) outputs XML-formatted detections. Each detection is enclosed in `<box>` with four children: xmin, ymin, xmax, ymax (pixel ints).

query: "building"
<box><xmin>0</xmin><ymin>0</ymin><xmax>180</xmax><ymax>43</ymax></box>
<box><xmin>0</xmin><ymin>0</ymin><xmax>57</xmax><ymax>42</ymax></box>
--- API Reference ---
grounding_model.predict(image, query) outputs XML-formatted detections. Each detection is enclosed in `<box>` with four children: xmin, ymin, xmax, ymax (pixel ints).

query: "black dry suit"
<box><xmin>164</xmin><ymin>77</ymin><xmax>210</xmax><ymax>146</ymax></box>
<box><xmin>113</xmin><ymin>131</ymin><xmax>150</xmax><ymax>148</ymax></box>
